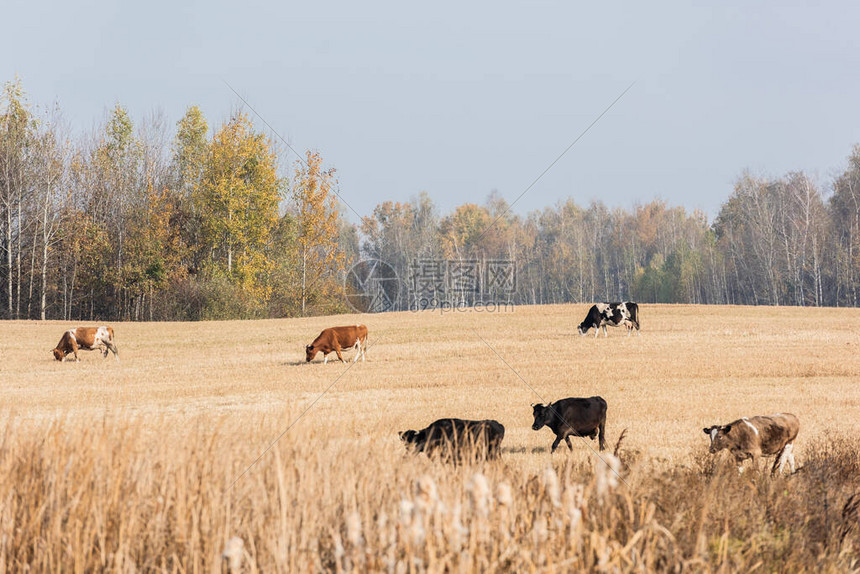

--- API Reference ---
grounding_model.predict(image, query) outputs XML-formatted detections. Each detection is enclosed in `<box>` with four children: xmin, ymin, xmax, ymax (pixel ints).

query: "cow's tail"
<box><xmin>598</xmin><ymin>419</ymin><xmax>607</xmax><ymax>451</ymax></box>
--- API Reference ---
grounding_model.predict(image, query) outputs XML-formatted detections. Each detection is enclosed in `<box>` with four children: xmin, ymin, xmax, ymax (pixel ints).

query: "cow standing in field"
<box><xmin>578</xmin><ymin>302</ymin><xmax>640</xmax><ymax>337</ymax></box>
<box><xmin>305</xmin><ymin>325</ymin><xmax>368</xmax><ymax>364</ymax></box>
<box><xmin>703</xmin><ymin>413</ymin><xmax>799</xmax><ymax>474</ymax></box>
<box><xmin>399</xmin><ymin>418</ymin><xmax>505</xmax><ymax>462</ymax></box>
<box><xmin>531</xmin><ymin>396</ymin><xmax>608</xmax><ymax>452</ymax></box>
<box><xmin>52</xmin><ymin>326</ymin><xmax>118</xmax><ymax>362</ymax></box>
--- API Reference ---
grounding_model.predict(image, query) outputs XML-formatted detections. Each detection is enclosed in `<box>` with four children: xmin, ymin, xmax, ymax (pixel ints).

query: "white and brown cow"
<box><xmin>52</xmin><ymin>326</ymin><xmax>118</xmax><ymax>362</ymax></box>
<box><xmin>305</xmin><ymin>325</ymin><xmax>368</xmax><ymax>364</ymax></box>
<box><xmin>703</xmin><ymin>413</ymin><xmax>799</xmax><ymax>474</ymax></box>
<box><xmin>578</xmin><ymin>302</ymin><xmax>640</xmax><ymax>338</ymax></box>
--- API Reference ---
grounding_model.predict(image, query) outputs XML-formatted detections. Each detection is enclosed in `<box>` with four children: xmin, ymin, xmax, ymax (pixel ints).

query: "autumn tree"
<box><xmin>291</xmin><ymin>150</ymin><xmax>344</xmax><ymax>316</ymax></box>
<box><xmin>196</xmin><ymin>112</ymin><xmax>280</xmax><ymax>300</ymax></box>
<box><xmin>831</xmin><ymin>145</ymin><xmax>860</xmax><ymax>306</ymax></box>
<box><xmin>0</xmin><ymin>78</ymin><xmax>34</xmax><ymax>318</ymax></box>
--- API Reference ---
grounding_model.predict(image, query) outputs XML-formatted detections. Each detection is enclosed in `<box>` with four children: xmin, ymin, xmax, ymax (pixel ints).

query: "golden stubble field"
<box><xmin>4</xmin><ymin>304</ymin><xmax>860</xmax><ymax>463</ymax></box>
<box><xmin>3</xmin><ymin>303</ymin><xmax>860</xmax><ymax>571</ymax></box>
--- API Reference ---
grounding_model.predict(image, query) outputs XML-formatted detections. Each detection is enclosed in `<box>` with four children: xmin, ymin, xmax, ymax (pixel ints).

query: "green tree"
<box><xmin>196</xmin><ymin>112</ymin><xmax>281</xmax><ymax>300</ymax></box>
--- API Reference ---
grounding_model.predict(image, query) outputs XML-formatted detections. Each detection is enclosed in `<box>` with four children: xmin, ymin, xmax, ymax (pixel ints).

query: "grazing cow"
<box><xmin>399</xmin><ymin>418</ymin><xmax>505</xmax><ymax>462</ymax></box>
<box><xmin>305</xmin><ymin>325</ymin><xmax>368</xmax><ymax>364</ymax></box>
<box><xmin>532</xmin><ymin>396</ymin><xmax>608</xmax><ymax>452</ymax></box>
<box><xmin>52</xmin><ymin>326</ymin><xmax>118</xmax><ymax>362</ymax></box>
<box><xmin>578</xmin><ymin>302</ymin><xmax>640</xmax><ymax>337</ymax></box>
<box><xmin>703</xmin><ymin>413</ymin><xmax>799</xmax><ymax>474</ymax></box>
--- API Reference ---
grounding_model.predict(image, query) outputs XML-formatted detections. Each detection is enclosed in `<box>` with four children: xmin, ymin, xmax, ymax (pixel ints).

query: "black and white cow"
<box><xmin>578</xmin><ymin>302</ymin><xmax>640</xmax><ymax>338</ymax></box>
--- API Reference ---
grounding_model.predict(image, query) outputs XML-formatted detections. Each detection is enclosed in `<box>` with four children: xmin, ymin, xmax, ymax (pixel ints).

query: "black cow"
<box><xmin>531</xmin><ymin>396</ymin><xmax>607</xmax><ymax>452</ymax></box>
<box><xmin>399</xmin><ymin>418</ymin><xmax>505</xmax><ymax>462</ymax></box>
<box><xmin>578</xmin><ymin>302</ymin><xmax>640</xmax><ymax>337</ymax></box>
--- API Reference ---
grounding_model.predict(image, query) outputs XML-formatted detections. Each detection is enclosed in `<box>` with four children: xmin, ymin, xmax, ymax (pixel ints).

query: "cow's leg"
<box><xmin>351</xmin><ymin>342</ymin><xmax>360</xmax><ymax>363</ymax></box>
<box><xmin>360</xmin><ymin>338</ymin><xmax>366</xmax><ymax>362</ymax></box>
<box><xmin>751</xmin><ymin>450</ymin><xmax>762</xmax><ymax>473</ymax></box>
<box><xmin>780</xmin><ymin>443</ymin><xmax>796</xmax><ymax>473</ymax></box>
<box><xmin>787</xmin><ymin>444</ymin><xmax>796</xmax><ymax>472</ymax></box>
<box><xmin>334</xmin><ymin>346</ymin><xmax>346</xmax><ymax>363</ymax></box>
<box><xmin>106</xmin><ymin>340</ymin><xmax>119</xmax><ymax>361</ymax></box>
<box><xmin>323</xmin><ymin>353</ymin><xmax>329</xmax><ymax>365</ymax></box>
<box><xmin>71</xmin><ymin>339</ymin><xmax>80</xmax><ymax>362</ymax></box>
<box><xmin>564</xmin><ymin>435</ymin><xmax>573</xmax><ymax>451</ymax></box>
<box><xmin>735</xmin><ymin>453</ymin><xmax>747</xmax><ymax>474</ymax></box>
<box><xmin>602</xmin><ymin>325</ymin><xmax>608</xmax><ymax>338</ymax></box>
<box><xmin>551</xmin><ymin>435</ymin><xmax>562</xmax><ymax>452</ymax></box>
<box><xmin>593</xmin><ymin>325</ymin><xmax>599</xmax><ymax>339</ymax></box>
<box><xmin>771</xmin><ymin>446</ymin><xmax>787</xmax><ymax>475</ymax></box>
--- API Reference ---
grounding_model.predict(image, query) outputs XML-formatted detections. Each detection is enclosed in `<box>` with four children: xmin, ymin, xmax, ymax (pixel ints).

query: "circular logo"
<box><xmin>344</xmin><ymin>259</ymin><xmax>400</xmax><ymax>313</ymax></box>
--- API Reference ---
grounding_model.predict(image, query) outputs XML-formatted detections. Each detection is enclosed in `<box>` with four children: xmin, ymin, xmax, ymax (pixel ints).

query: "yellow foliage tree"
<box><xmin>196</xmin><ymin>112</ymin><xmax>281</xmax><ymax>300</ymax></box>
<box><xmin>292</xmin><ymin>150</ymin><xmax>344</xmax><ymax>315</ymax></box>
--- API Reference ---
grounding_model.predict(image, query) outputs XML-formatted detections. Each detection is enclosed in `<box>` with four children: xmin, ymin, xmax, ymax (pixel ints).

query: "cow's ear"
<box><xmin>703</xmin><ymin>427</ymin><xmax>711</xmax><ymax>435</ymax></box>
<box><xmin>723</xmin><ymin>424</ymin><xmax>732</xmax><ymax>433</ymax></box>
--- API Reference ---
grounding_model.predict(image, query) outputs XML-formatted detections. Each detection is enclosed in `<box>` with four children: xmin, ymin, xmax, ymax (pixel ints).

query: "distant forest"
<box><xmin>3</xmin><ymin>77</ymin><xmax>860</xmax><ymax>321</ymax></box>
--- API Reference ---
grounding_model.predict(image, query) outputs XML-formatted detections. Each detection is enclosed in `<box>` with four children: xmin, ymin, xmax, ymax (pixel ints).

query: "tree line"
<box><xmin>2</xmin><ymin>77</ymin><xmax>860</xmax><ymax>321</ymax></box>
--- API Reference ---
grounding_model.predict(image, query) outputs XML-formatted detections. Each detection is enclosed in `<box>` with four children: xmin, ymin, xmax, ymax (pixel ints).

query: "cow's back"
<box><xmin>423</xmin><ymin>418</ymin><xmax>503</xmax><ymax>460</ymax></box>
<box><xmin>71</xmin><ymin>327</ymin><xmax>95</xmax><ymax>348</ymax></box>
<box><xmin>317</xmin><ymin>325</ymin><xmax>367</xmax><ymax>348</ymax></box>
<box><xmin>752</xmin><ymin>413</ymin><xmax>799</xmax><ymax>455</ymax></box>
<box><xmin>556</xmin><ymin>396</ymin><xmax>607</xmax><ymax>419</ymax></box>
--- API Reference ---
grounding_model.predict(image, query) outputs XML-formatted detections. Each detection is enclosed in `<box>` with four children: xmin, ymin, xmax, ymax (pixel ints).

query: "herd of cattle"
<box><xmin>49</xmin><ymin>302</ymin><xmax>800</xmax><ymax>474</ymax></box>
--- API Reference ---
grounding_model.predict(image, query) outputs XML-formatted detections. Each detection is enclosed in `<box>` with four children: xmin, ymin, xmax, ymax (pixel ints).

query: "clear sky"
<box><xmin>3</xmin><ymin>1</ymin><xmax>859</xmax><ymax>221</ymax></box>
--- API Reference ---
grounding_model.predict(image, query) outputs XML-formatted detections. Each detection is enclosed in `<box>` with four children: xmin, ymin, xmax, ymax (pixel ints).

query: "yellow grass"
<box><xmin>2</xmin><ymin>304</ymin><xmax>860</xmax><ymax>571</ymax></box>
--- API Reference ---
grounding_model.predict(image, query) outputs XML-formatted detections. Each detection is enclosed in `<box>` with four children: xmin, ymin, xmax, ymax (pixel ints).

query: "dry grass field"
<box><xmin>2</xmin><ymin>304</ymin><xmax>860</xmax><ymax>571</ymax></box>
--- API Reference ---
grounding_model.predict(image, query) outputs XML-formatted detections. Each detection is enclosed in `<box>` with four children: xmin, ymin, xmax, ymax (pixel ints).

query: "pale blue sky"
<box><xmin>3</xmin><ymin>1</ymin><xmax>859</xmax><ymax>221</ymax></box>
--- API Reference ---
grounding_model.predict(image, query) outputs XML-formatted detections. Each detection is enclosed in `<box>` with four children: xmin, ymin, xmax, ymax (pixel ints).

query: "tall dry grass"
<box><xmin>2</xmin><ymin>304</ymin><xmax>860</xmax><ymax>570</ymax></box>
<box><xmin>2</xmin><ymin>413</ymin><xmax>860</xmax><ymax>571</ymax></box>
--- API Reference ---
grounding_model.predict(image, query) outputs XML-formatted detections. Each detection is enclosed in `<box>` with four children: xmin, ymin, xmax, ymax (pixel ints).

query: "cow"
<box><xmin>532</xmin><ymin>396</ymin><xmax>608</xmax><ymax>452</ymax></box>
<box><xmin>52</xmin><ymin>326</ymin><xmax>118</xmax><ymax>362</ymax></box>
<box><xmin>703</xmin><ymin>413</ymin><xmax>799</xmax><ymax>474</ymax></box>
<box><xmin>399</xmin><ymin>418</ymin><xmax>505</xmax><ymax>462</ymax></box>
<box><xmin>305</xmin><ymin>325</ymin><xmax>368</xmax><ymax>364</ymax></box>
<box><xmin>578</xmin><ymin>302</ymin><xmax>640</xmax><ymax>338</ymax></box>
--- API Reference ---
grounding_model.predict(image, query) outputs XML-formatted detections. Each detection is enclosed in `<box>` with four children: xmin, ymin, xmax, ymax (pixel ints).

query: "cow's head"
<box><xmin>52</xmin><ymin>348</ymin><xmax>64</xmax><ymax>361</ymax></box>
<box><xmin>532</xmin><ymin>403</ymin><xmax>552</xmax><ymax>431</ymax></box>
<box><xmin>399</xmin><ymin>429</ymin><xmax>425</xmax><ymax>452</ymax></box>
<box><xmin>703</xmin><ymin>424</ymin><xmax>733</xmax><ymax>454</ymax></box>
<box><xmin>305</xmin><ymin>344</ymin><xmax>317</xmax><ymax>362</ymax></box>
<box><xmin>577</xmin><ymin>323</ymin><xmax>589</xmax><ymax>336</ymax></box>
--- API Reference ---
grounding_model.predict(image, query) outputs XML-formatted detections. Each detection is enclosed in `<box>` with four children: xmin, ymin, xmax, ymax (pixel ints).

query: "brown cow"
<box><xmin>703</xmin><ymin>413</ymin><xmax>799</xmax><ymax>474</ymax></box>
<box><xmin>305</xmin><ymin>325</ymin><xmax>368</xmax><ymax>364</ymax></box>
<box><xmin>52</xmin><ymin>326</ymin><xmax>119</xmax><ymax>362</ymax></box>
